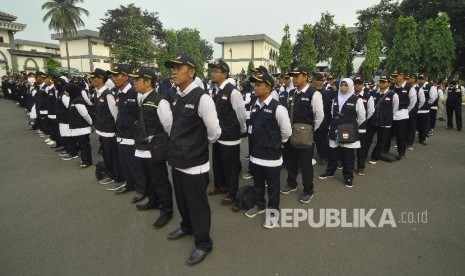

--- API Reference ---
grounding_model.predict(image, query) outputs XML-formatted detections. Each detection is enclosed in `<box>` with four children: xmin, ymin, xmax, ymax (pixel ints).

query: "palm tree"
<box><xmin>42</xmin><ymin>0</ymin><xmax>89</xmax><ymax>75</ymax></box>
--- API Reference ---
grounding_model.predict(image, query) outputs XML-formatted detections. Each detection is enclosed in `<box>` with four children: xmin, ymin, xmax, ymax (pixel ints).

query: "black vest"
<box><xmin>250</xmin><ymin>98</ymin><xmax>282</xmax><ymax>160</ymax></box>
<box><xmin>115</xmin><ymin>85</ymin><xmax>139</xmax><ymax>139</ymax></box>
<box><xmin>168</xmin><ymin>87</ymin><xmax>209</xmax><ymax>169</ymax></box>
<box><xmin>356</xmin><ymin>90</ymin><xmax>371</xmax><ymax>130</ymax></box>
<box><xmin>46</xmin><ymin>86</ymin><xmax>57</xmax><ymax>116</ymax></box>
<box><xmin>329</xmin><ymin>95</ymin><xmax>359</xmax><ymax>141</ymax></box>
<box><xmin>135</xmin><ymin>91</ymin><xmax>165</xmax><ymax>151</ymax></box>
<box><xmin>391</xmin><ymin>83</ymin><xmax>411</xmax><ymax>109</ymax></box>
<box><xmin>27</xmin><ymin>87</ymin><xmax>36</xmax><ymax>112</ymax></box>
<box><xmin>278</xmin><ymin>88</ymin><xmax>294</xmax><ymax>110</ymax></box>
<box><xmin>290</xmin><ymin>87</ymin><xmax>315</xmax><ymax>125</ymax></box>
<box><xmin>432</xmin><ymin>86</ymin><xmax>439</xmax><ymax>107</ymax></box>
<box><xmin>319</xmin><ymin>88</ymin><xmax>333</xmax><ymax>130</ymax></box>
<box><xmin>95</xmin><ymin>89</ymin><xmax>117</xmax><ymax>133</ymax></box>
<box><xmin>446</xmin><ymin>86</ymin><xmax>462</xmax><ymax>106</ymax></box>
<box><xmin>369</xmin><ymin>90</ymin><xmax>395</xmax><ymax>127</ymax></box>
<box><xmin>419</xmin><ymin>83</ymin><xmax>432</xmax><ymax>110</ymax></box>
<box><xmin>215</xmin><ymin>83</ymin><xmax>241</xmax><ymax>141</ymax></box>
<box><xmin>35</xmin><ymin>84</ymin><xmax>48</xmax><ymax>112</ymax></box>
<box><xmin>55</xmin><ymin>91</ymin><xmax>69</xmax><ymax>124</ymax></box>
<box><xmin>69</xmin><ymin>97</ymin><xmax>91</xmax><ymax>129</ymax></box>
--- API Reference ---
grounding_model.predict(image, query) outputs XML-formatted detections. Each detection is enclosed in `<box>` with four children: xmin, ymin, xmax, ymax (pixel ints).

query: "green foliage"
<box><xmin>297</xmin><ymin>25</ymin><xmax>317</xmax><ymax>72</ymax></box>
<box><xmin>330</xmin><ymin>26</ymin><xmax>352</xmax><ymax>78</ymax></box>
<box><xmin>247</xmin><ymin>60</ymin><xmax>255</xmax><ymax>77</ymax></box>
<box><xmin>419</xmin><ymin>14</ymin><xmax>455</xmax><ymax>79</ymax></box>
<box><xmin>156</xmin><ymin>29</ymin><xmax>178</xmax><ymax>77</ymax></box>
<box><xmin>277</xmin><ymin>24</ymin><xmax>293</xmax><ymax>73</ymax></box>
<box><xmin>385</xmin><ymin>16</ymin><xmax>420</xmax><ymax>74</ymax></box>
<box><xmin>237</xmin><ymin>68</ymin><xmax>247</xmax><ymax>82</ymax></box>
<box><xmin>360</xmin><ymin>19</ymin><xmax>382</xmax><ymax>79</ymax></box>
<box><xmin>313</xmin><ymin>12</ymin><xmax>339</xmax><ymax>62</ymax></box>
<box><xmin>45</xmin><ymin>58</ymin><xmax>62</xmax><ymax>75</ymax></box>
<box><xmin>176</xmin><ymin>28</ymin><xmax>204</xmax><ymax>78</ymax></box>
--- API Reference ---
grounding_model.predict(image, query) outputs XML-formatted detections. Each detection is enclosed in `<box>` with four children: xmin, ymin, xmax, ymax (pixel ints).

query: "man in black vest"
<box><xmin>384</xmin><ymin>70</ymin><xmax>417</xmax><ymax>160</ymax></box>
<box><xmin>130</xmin><ymin>67</ymin><xmax>173</xmax><ymax>229</ymax></box>
<box><xmin>34</xmin><ymin>72</ymin><xmax>48</xmax><ymax>138</ymax></box>
<box><xmin>278</xmin><ymin>75</ymin><xmax>294</xmax><ymax>109</ymax></box>
<box><xmin>311</xmin><ymin>72</ymin><xmax>332</xmax><ymax>165</ymax></box>
<box><xmin>207</xmin><ymin>59</ymin><xmax>247</xmax><ymax>204</ymax></box>
<box><xmin>365</xmin><ymin>74</ymin><xmax>399</xmax><ymax>164</ymax></box>
<box><xmin>44</xmin><ymin>73</ymin><xmax>59</xmax><ymax>148</ymax></box>
<box><xmin>280</xmin><ymin>66</ymin><xmax>324</xmax><ymax>204</ymax></box>
<box><xmin>406</xmin><ymin>74</ymin><xmax>419</xmax><ymax>150</ymax></box>
<box><xmin>446</xmin><ymin>80</ymin><xmax>462</xmax><ymax>131</ymax></box>
<box><xmin>164</xmin><ymin>55</ymin><xmax>221</xmax><ymax>266</ymax></box>
<box><xmin>246</xmin><ymin>72</ymin><xmax>291</xmax><ymax>228</ymax></box>
<box><xmin>353</xmin><ymin>76</ymin><xmax>374</xmax><ymax>175</ymax></box>
<box><xmin>417</xmin><ymin>73</ymin><xmax>438</xmax><ymax>144</ymax></box>
<box><xmin>87</xmin><ymin>68</ymin><xmax>125</xmax><ymax>190</ymax></box>
<box><xmin>107</xmin><ymin>66</ymin><xmax>147</xmax><ymax>203</ymax></box>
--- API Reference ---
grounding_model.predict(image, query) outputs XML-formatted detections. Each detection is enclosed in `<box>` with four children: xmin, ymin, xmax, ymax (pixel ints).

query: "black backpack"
<box><xmin>231</xmin><ymin>185</ymin><xmax>255</xmax><ymax>212</ymax></box>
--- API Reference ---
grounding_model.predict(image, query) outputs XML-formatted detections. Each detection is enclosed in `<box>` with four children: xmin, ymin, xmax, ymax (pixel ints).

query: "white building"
<box><xmin>215</xmin><ymin>34</ymin><xmax>280</xmax><ymax>76</ymax></box>
<box><xmin>51</xmin><ymin>29</ymin><xmax>112</xmax><ymax>73</ymax></box>
<box><xmin>0</xmin><ymin>11</ymin><xmax>26</xmax><ymax>76</ymax></box>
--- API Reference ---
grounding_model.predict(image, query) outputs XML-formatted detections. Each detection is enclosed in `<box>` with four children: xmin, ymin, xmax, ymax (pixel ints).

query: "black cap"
<box><xmin>45</xmin><ymin>72</ymin><xmax>57</xmax><ymax>79</ymax></box>
<box><xmin>53</xmin><ymin>76</ymin><xmax>68</xmax><ymax>86</ymax></box>
<box><xmin>107</xmin><ymin>65</ymin><xmax>130</xmax><ymax>75</ymax></box>
<box><xmin>87</xmin><ymin>68</ymin><xmax>108</xmax><ymax>79</ymax></box>
<box><xmin>379</xmin><ymin>74</ymin><xmax>391</xmax><ymax>82</ymax></box>
<box><xmin>129</xmin><ymin>67</ymin><xmax>157</xmax><ymax>80</ymax></box>
<box><xmin>27</xmin><ymin>72</ymin><xmax>36</xmax><ymax>77</ymax></box>
<box><xmin>249</xmin><ymin>73</ymin><xmax>274</xmax><ymax>88</ymax></box>
<box><xmin>390</xmin><ymin>68</ymin><xmax>404</xmax><ymax>77</ymax></box>
<box><xmin>312</xmin><ymin>72</ymin><xmax>324</xmax><ymax>81</ymax></box>
<box><xmin>164</xmin><ymin>55</ymin><xmax>197</xmax><ymax>69</ymax></box>
<box><xmin>288</xmin><ymin>66</ymin><xmax>309</xmax><ymax>76</ymax></box>
<box><xmin>450</xmin><ymin>80</ymin><xmax>457</xmax><ymax>85</ymax></box>
<box><xmin>353</xmin><ymin>75</ymin><xmax>364</xmax><ymax>83</ymax></box>
<box><xmin>250</xmin><ymin>65</ymin><xmax>268</xmax><ymax>74</ymax></box>
<box><xmin>417</xmin><ymin>73</ymin><xmax>427</xmax><ymax>79</ymax></box>
<box><xmin>36</xmin><ymin>71</ymin><xmax>46</xmax><ymax>77</ymax></box>
<box><xmin>208</xmin><ymin>59</ymin><xmax>229</xmax><ymax>73</ymax></box>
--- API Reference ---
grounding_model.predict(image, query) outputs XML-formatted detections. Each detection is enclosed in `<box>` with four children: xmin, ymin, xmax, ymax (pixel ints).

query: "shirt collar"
<box><xmin>254</xmin><ymin>94</ymin><xmax>273</xmax><ymax>108</ymax></box>
<box><xmin>219</xmin><ymin>79</ymin><xmax>229</xmax><ymax>90</ymax></box>
<box><xmin>96</xmin><ymin>85</ymin><xmax>107</xmax><ymax>97</ymax></box>
<box><xmin>177</xmin><ymin>81</ymin><xmax>198</xmax><ymax>97</ymax></box>
<box><xmin>119</xmin><ymin>83</ymin><xmax>132</xmax><ymax>93</ymax></box>
<box><xmin>297</xmin><ymin>84</ymin><xmax>309</xmax><ymax>94</ymax></box>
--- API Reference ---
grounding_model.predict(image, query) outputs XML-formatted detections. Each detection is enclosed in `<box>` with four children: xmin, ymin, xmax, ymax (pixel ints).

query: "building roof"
<box><xmin>0</xmin><ymin>11</ymin><xmax>17</xmax><ymax>22</ymax></box>
<box><xmin>15</xmin><ymin>39</ymin><xmax>59</xmax><ymax>49</ymax></box>
<box><xmin>51</xmin><ymin>29</ymin><xmax>102</xmax><ymax>41</ymax></box>
<box><xmin>215</xmin><ymin>34</ymin><xmax>280</xmax><ymax>49</ymax></box>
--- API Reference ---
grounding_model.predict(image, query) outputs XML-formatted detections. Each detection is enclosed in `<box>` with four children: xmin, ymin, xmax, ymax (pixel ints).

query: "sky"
<box><xmin>3</xmin><ymin>0</ymin><xmax>381</xmax><ymax>58</ymax></box>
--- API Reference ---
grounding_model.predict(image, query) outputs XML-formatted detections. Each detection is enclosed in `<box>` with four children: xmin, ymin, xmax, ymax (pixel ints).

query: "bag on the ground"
<box><xmin>95</xmin><ymin>161</ymin><xmax>108</xmax><ymax>180</ymax></box>
<box><xmin>231</xmin><ymin>185</ymin><xmax>255</xmax><ymax>212</ymax></box>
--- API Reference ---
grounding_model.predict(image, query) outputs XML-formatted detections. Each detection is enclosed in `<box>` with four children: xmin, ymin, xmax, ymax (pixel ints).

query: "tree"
<box><xmin>247</xmin><ymin>60</ymin><xmax>255</xmax><ymax>77</ymax></box>
<box><xmin>296</xmin><ymin>25</ymin><xmax>317</xmax><ymax>71</ymax></box>
<box><xmin>99</xmin><ymin>4</ymin><xmax>164</xmax><ymax>44</ymax></box>
<box><xmin>419</xmin><ymin>14</ymin><xmax>455</xmax><ymax>79</ymax></box>
<box><xmin>200</xmin><ymin>39</ymin><xmax>214</xmax><ymax>63</ymax></box>
<box><xmin>42</xmin><ymin>0</ymin><xmax>89</xmax><ymax>75</ymax></box>
<box><xmin>330</xmin><ymin>26</ymin><xmax>352</xmax><ymax>78</ymax></box>
<box><xmin>313</xmin><ymin>12</ymin><xmax>339</xmax><ymax>62</ymax></box>
<box><xmin>237</xmin><ymin>68</ymin><xmax>247</xmax><ymax>82</ymax></box>
<box><xmin>360</xmin><ymin>19</ymin><xmax>382</xmax><ymax>79</ymax></box>
<box><xmin>45</xmin><ymin>58</ymin><xmax>62</xmax><ymax>75</ymax></box>
<box><xmin>385</xmin><ymin>16</ymin><xmax>420</xmax><ymax>75</ymax></box>
<box><xmin>176</xmin><ymin>28</ymin><xmax>204</xmax><ymax>78</ymax></box>
<box><xmin>354</xmin><ymin>0</ymin><xmax>401</xmax><ymax>54</ymax></box>
<box><xmin>156</xmin><ymin>29</ymin><xmax>178</xmax><ymax>77</ymax></box>
<box><xmin>277</xmin><ymin>24</ymin><xmax>293</xmax><ymax>73</ymax></box>
<box><xmin>400</xmin><ymin>0</ymin><xmax>465</xmax><ymax>77</ymax></box>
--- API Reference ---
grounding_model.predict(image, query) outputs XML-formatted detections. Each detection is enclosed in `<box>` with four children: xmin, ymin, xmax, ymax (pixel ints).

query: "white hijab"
<box><xmin>337</xmin><ymin>78</ymin><xmax>354</xmax><ymax>111</ymax></box>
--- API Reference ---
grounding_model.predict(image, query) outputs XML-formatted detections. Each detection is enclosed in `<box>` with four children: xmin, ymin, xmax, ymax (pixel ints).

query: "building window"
<box><xmin>103</xmin><ymin>59</ymin><xmax>110</xmax><ymax>63</ymax></box>
<box><xmin>91</xmin><ymin>41</ymin><xmax>97</xmax><ymax>46</ymax></box>
<box><xmin>0</xmin><ymin>37</ymin><xmax>3</xmax><ymax>43</ymax></box>
<box><xmin>92</xmin><ymin>58</ymin><xmax>100</xmax><ymax>62</ymax></box>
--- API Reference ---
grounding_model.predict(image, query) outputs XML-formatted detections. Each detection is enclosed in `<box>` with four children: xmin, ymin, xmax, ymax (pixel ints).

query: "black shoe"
<box><xmin>187</xmin><ymin>248</ymin><xmax>212</xmax><ymax>266</ymax></box>
<box><xmin>153</xmin><ymin>214</ymin><xmax>173</xmax><ymax>229</ymax></box>
<box><xmin>396</xmin><ymin>155</ymin><xmax>406</xmax><ymax>161</ymax></box>
<box><xmin>420</xmin><ymin>141</ymin><xmax>427</xmax><ymax>145</ymax></box>
<box><xmin>136</xmin><ymin>202</ymin><xmax>157</xmax><ymax>211</ymax></box>
<box><xmin>458</xmin><ymin>128</ymin><xmax>462</xmax><ymax>131</ymax></box>
<box><xmin>345</xmin><ymin>179</ymin><xmax>354</xmax><ymax>188</ymax></box>
<box><xmin>167</xmin><ymin>227</ymin><xmax>191</xmax><ymax>240</ymax></box>
<box><xmin>130</xmin><ymin>193</ymin><xmax>146</xmax><ymax>203</ymax></box>
<box><xmin>50</xmin><ymin>144</ymin><xmax>61</xmax><ymax>149</ymax></box>
<box><xmin>318</xmin><ymin>159</ymin><xmax>328</xmax><ymax>166</ymax></box>
<box><xmin>115</xmin><ymin>186</ymin><xmax>135</xmax><ymax>195</ymax></box>
<box><xmin>318</xmin><ymin>172</ymin><xmax>333</xmax><ymax>180</ymax></box>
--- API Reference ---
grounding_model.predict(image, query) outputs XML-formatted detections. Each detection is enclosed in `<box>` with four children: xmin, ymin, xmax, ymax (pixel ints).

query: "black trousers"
<box><xmin>141</xmin><ymin>158</ymin><xmax>172</xmax><ymax>216</ymax></box>
<box><xmin>429</xmin><ymin>109</ymin><xmax>438</xmax><ymax>130</ymax></box>
<box><xmin>100</xmin><ymin>136</ymin><xmax>123</xmax><ymax>182</ymax></box>
<box><xmin>251</xmin><ymin>162</ymin><xmax>281</xmax><ymax>210</ymax></box>
<box><xmin>385</xmin><ymin>119</ymin><xmax>409</xmax><ymax>156</ymax></box>
<box><xmin>365</xmin><ymin>124</ymin><xmax>390</xmax><ymax>161</ymax></box>
<box><xmin>75</xmin><ymin>134</ymin><xmax>92</xmax><ymax>164</ymax></box>
<box><xmin>66</xmin><ymin>136</ymin><xmax>78</xmax><ymax>155</ymax></box>
<box><xmin>212</xmin><ymin>142</ymin><xmax>242</xmax><ymax>196</ymax></box>
<box><xmin>356</xmin><ymin>132</ymin><xmax>367</xmax><ymax>169</ymax></box>
<box><xmin>172</xmin><ymin>168</ymin><xmax>212</xmax><ymax>251</ymax></box>
<box><xmin>118</xmin><ymin>143</ymin><xmax>146</xmax><ymax>194</ymax></box>
<box><xmin>326</xmin><ymin>146</ymin><xmax>355</xmax><ymax>181</ymax></box>
<box><xmin>446</xmin><ymin>105</ymin><xmax>462</xmax><ymax>129</ymax></box>
<box><xmin>314</xmin><ymin>128</ymin><xmax>329</xmax><ymax>161</ymax></box>
<box><xmin>283</xmin><ymin>144</ymin><xmax>314</xmax><ymax>194</ymax></box>
<box><xmin>49</xmin><ymin>118</ymin><xmax>62</xmax><ymax>145</ymax></box>
<box><xmin>407</xmin><ymin>112</ymin><xmax>418</xmax><ymax>146</ymax></box>
<box><xmin>417</xmin><ymin>113</ymin><xmax>430</xmax><ymax>142</ymax></box>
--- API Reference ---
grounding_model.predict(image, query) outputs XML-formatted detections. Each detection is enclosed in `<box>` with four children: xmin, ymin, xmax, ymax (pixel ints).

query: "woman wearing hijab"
<box><xmin>319</xmin><ymin>78</ymin><xmax>366</xmax><ymax>188</ymax></box>
<box><xmin>63</xmin><ymin>83</ymin><xmax>93</xmax><ymax>168</ymax></box>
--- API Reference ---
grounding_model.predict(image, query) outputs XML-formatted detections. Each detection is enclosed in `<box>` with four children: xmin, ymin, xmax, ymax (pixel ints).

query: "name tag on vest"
<box><xmin>385</xmin><ymin>97</ymin><xmax>391</xmax><ymax>101</ymax></box>
<box><xmin>301</xmin><ymin>97</ymin><xmax>310</xmax><ymax>101</ymax></box>
<box><xmin>185</xmin><ymin>104</ymin><xmax>195</xmax><ymax>109</ymax></box>
<box><xmin>127</xmin><ymin>98</ymin><xmax>136</xmax><ymax>102</ymax></box>
<box><xmin>402</xmin><ymin>90</ymin><xmax>408</xmax><ymax>93</ymax></box>
<box><xmin>346</xmin><ymin>103</ymin><xmax>354</xmax><ymax>106</ymax></box>
<box><xmin>99</xmin><ymin>98</ymin><xmax>105</xmax><ymax>102</ymax></box>
<box><xmin>264</xmin><ymin>109</ymin><xmax>272</xmax><ymax>113</ymax></box>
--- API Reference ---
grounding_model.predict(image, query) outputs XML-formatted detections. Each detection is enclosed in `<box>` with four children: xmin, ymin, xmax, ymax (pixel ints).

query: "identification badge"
<box><xmin>342</xmin><ymin>131</ymin><xmax>349</xmax><ymax>139</ymax></box>
<box><xmin>402</xmin><ymin>90</ymin><xmax>407</xmax><ymax>93</ymax></box>
<box><xmin>251</xmin><ymin>107</ymin><xmax>258</xmax><ymax>113</ymax></box>
<box><xmin>385</xmin><ymin>97</ymin><xmax>391</xmax><ymax>101</ymax></box>
<box><xmin>222</xmin><ymin>94</ymin><xmax>228</xmax><ymax>100</ymax></box>
<box><xmin>173</xmin><ymin>99</ymin><xmax>177</xmax><ymax>106</ymax></box>
<box><xmin>248</xmin><ymin>125</ymin><xmax>252</xmax><ymax>134</ymax></box>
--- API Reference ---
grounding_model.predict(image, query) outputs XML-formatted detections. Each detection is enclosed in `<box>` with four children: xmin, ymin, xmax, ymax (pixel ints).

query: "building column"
<box><xmin>8</xmin><ymin>31</ymin><xmax>17</xmax><ymax>73</ymax></box>
<box><xmin>88</xmin><ymin>37</ymin><xmax>94</xmax><ymax>72</ymax></box>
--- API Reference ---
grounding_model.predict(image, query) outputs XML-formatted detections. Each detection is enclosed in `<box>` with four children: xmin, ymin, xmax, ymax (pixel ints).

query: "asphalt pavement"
<box><xmin>0</xmin><ymin>98</ymin><xmax>464</xmax><ymax>276</ymax></box>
